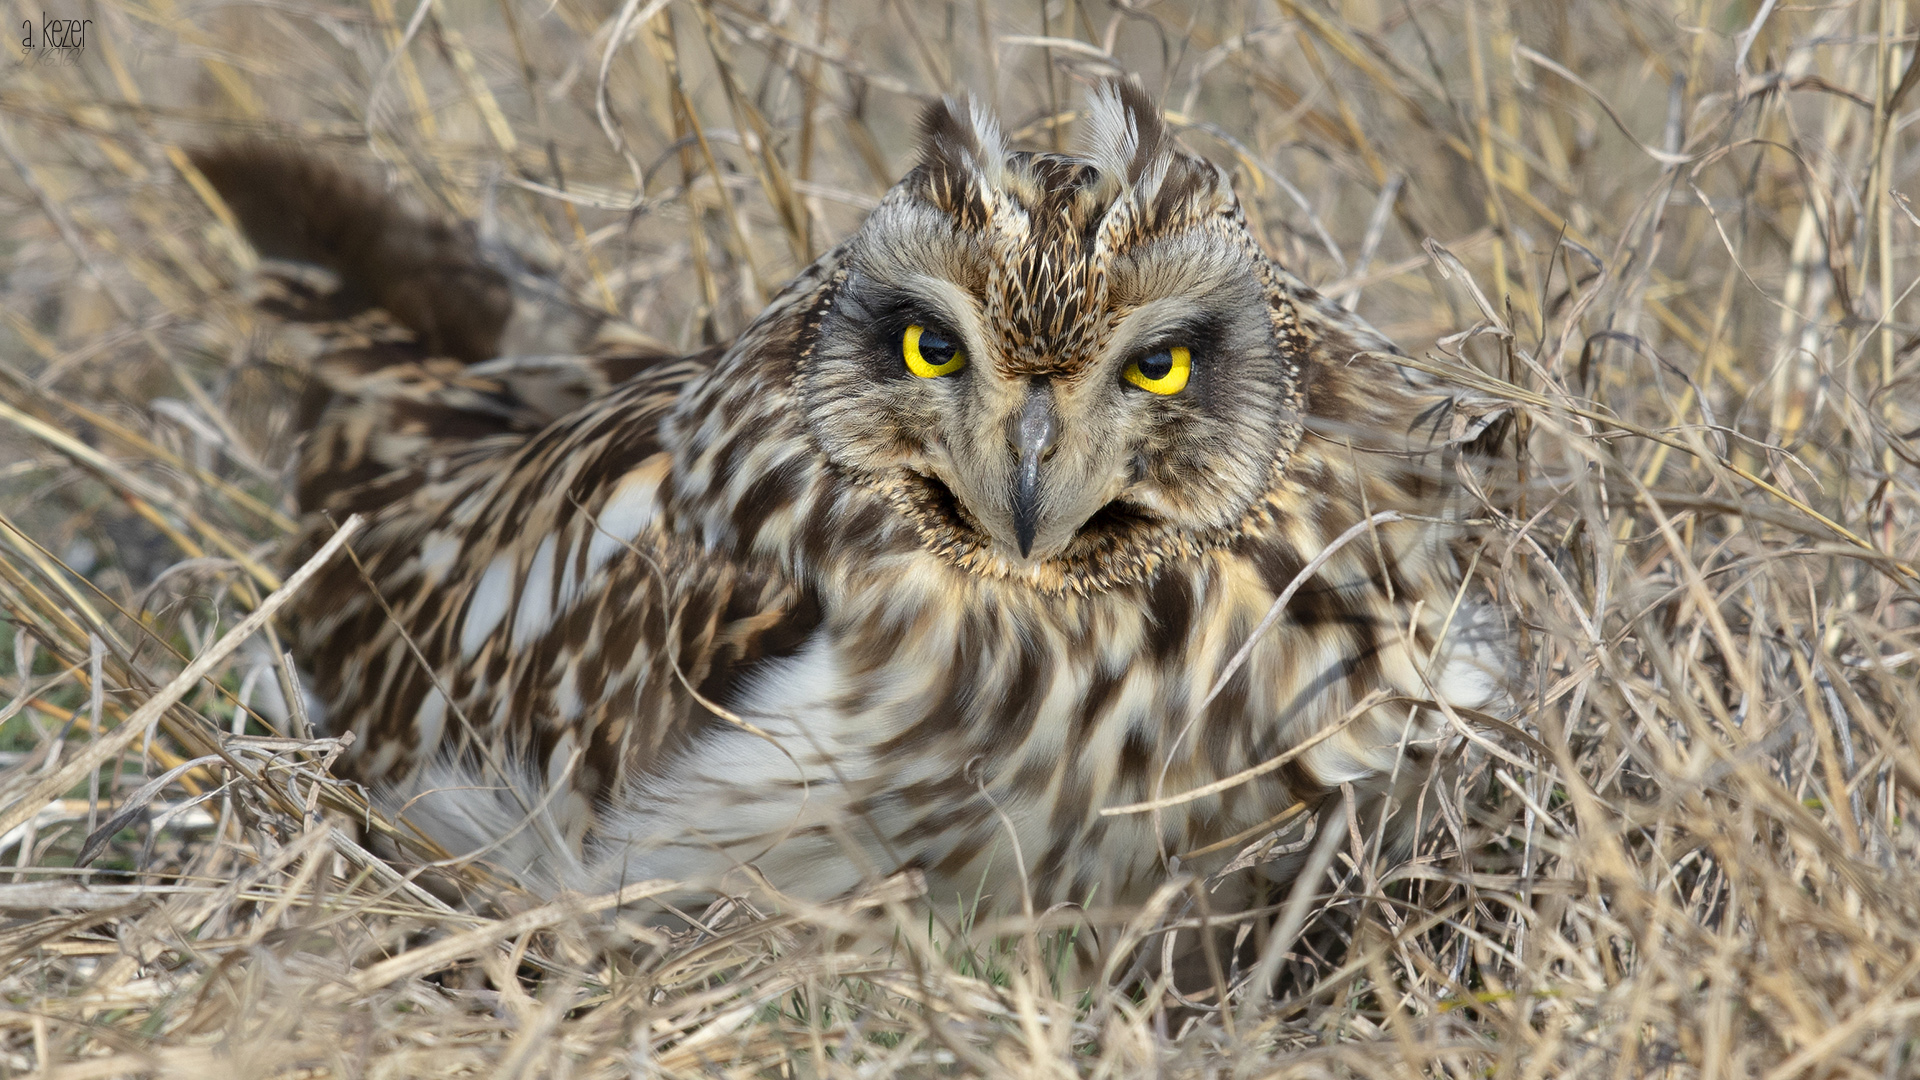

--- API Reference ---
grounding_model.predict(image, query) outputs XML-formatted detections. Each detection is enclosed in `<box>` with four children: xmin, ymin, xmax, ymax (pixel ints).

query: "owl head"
<box><xmin>797</xmin><ymin>80</ymin><xmax>1308</xmax><ymax>591</ymax></box>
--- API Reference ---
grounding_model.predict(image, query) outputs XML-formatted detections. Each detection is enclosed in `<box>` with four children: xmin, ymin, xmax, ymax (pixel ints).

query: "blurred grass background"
<box><xmin>2</xmin><ymin>0</ymin><xmax>1919</xmax><ymax>1075</ymax></box>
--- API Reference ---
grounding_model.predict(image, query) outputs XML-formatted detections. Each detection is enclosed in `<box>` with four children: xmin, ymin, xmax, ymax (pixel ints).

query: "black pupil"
<box><xmin>918</xmin><ymin>330</ymin><xmax>957</xmax><ymax>368</ymax></box>
<box><xmin>1136</xmin><ymin>351</ymin><xmax>1174</xmax><ymax>380</ymax></box>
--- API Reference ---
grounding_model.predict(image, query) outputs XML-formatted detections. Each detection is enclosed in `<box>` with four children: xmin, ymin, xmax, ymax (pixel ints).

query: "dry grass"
<box><xmin>2</xmin><ymin>0</ymin><xmax>1919</xmax><ymax>1075</ymax></box>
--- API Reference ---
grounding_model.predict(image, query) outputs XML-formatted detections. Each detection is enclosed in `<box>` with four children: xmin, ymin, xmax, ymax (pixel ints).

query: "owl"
<box><xmin>195</xmin><ymin>81</ymin><xmax>1505</xmax><ymax>923</ymax></box>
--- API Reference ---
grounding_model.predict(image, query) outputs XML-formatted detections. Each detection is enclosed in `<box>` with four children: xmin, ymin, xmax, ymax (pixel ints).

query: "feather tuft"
<box><xmin>917</xmin><ymin>94</ymin><xmax>1009</xmax><ymax>195</ymax></box>
<box><xmin>1082</xmin><ymin>77</ymin><xmax>1172</xmax><ymax>201</ymax></box>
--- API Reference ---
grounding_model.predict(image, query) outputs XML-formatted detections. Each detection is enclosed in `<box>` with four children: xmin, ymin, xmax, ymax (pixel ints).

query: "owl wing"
<box><xmin>196</xmin><ymin>145</ymin><xmax>822</xmax><ymax>839</ymax></box>
<box><xmin>289</xmin><ymin>341</ymin><xmax>818</xmax><ymax>810</ymax></box>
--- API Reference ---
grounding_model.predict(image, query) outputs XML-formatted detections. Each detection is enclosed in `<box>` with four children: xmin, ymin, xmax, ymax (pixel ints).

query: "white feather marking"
<box><xmin>554</xmin><ymin>666</ymin><xmax>583</xmax><ymax>723</ymax></box>
<box><xmin>1302</xmin><ymin>736</ymin><xmax>1383</xmax><ymax>786</ymax></box>
<box><xmin>414</xmin><ymin>687</ymin><xmax>448</xmax><ymax>749</ymax></box>
<box><xmin>963</xmin><ymin>95</ymin><xmax>1008</xmax><ymax>186</ymax></box>
<box><xmin>511</xmin><ymin>534</ymin><xmax>558</xmax><ymax>648</ymax></box>
<box><xmin>584</xmin><ymin>459</ymin><xmax>666</xmax><ymax>582</ymax></box>
<box><xmin>731</xmin><ymin>635</ymin><xmax>844</xmax><ymax>731</ymax></box>
<box><xmin>1083</xmin><ymin>82</ymin><xmax>1138</xmax><ymax>185</ymax></box>
<box><xmin>418</xmin><ymin>531</ymin><xmax>461</xmax><ymax>579</ymax></box>
<box><xmin>367</xmin><ymin>738</ymin><xmax>403</xmax><ymax>778</ymax></box>
<box><xmin>582</xmin><ymin>637</ymin><xmax>865</xmax><ymax>901</ymax></box>
<box><xmin>556</xmin><ymin>528</ymin><xmax>583</xmax><ymax>616</ymax></box>
<box><xmin>1081</xmin><ymin>81</ymin><xmax>1172</xmax><ymax>205</ymax></box>
<box><xmin>547</xmin><ymin>730</ymin><xmax>578</xmax><ymax>793</ymax></box>
<box><xmin>462</xmin><ymin>554</ymin><xmax>515</xmax><ymax>658</ymax></box>
<box><xmin>1429</xmin><ymin>602</ymin><xmax>1511</xmax><ymax>712</ymax></box>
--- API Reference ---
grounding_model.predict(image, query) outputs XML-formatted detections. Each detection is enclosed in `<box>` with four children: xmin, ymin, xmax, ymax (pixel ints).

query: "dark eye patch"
<box><xmin>833</xmin><ymin>281</ymin><xmax>967</xmax><ymax>380</ymax></box>
<box><xmin>1128</xmin><ymin>317</ymin><xmax>1225</xmax><ymax>368</ymax></box>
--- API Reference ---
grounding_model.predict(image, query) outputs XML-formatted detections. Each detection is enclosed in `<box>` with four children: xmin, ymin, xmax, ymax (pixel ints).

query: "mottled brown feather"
<box><xmin>217</xmin><ymin>83</ymin><xmax>1506</xmax><ymax>921</ymax></box>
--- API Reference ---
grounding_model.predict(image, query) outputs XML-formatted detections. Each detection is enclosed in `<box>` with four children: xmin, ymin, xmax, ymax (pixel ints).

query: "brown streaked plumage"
<box><xmin>199</xmin><ymin>82</ymin><xmax>1506</xmax><ymax>919</ymax></box>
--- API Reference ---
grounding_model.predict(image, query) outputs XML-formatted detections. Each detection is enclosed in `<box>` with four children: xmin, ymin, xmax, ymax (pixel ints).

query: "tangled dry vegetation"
<box><xmin>2</xmin><ymin>0</ymin><xmax>1918</xmax><ymax>1075</ymax></box>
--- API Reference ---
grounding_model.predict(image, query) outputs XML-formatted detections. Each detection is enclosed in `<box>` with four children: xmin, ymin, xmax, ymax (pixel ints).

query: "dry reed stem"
<box><xmin>1</xmin><ymin>1</ymin><xmax>1918</xmax><ymax>1076</ymax></box>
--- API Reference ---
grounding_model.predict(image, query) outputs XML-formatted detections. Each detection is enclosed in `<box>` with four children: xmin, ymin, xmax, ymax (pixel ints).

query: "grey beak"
<box><xmin>1011</xmin><ymin>383</ymin><xmax>1058</xmax><ymax>558</ymax></box>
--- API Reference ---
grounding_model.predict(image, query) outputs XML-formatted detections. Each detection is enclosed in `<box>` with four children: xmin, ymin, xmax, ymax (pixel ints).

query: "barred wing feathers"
<box><xmin>193</xmin><ymin>145</ymin><xmax>825</xmax><ymax>882</ymax></box>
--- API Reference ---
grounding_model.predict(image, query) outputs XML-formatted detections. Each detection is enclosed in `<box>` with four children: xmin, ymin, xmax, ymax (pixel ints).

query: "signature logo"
<box><xmin>20</xmin><ymin>12</ymin><xmax>91</xmax><ymax>65</ymax></box>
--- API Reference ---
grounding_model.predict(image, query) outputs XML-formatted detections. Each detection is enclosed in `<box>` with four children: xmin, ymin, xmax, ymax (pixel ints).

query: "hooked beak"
<box><xmin>1010</xmin><ymin>382</ymin><xmax>1058</xmax><ymax>559</ymax></box>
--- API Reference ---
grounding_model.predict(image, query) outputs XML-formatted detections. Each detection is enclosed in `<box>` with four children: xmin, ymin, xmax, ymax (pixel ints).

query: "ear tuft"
<box><xmin>918</xmin><ymin>94</ymin><xmax>1008</xmax><ymax>190</ymax></box>
<box><xmin>1083</xmin><ymin>77</ymin><xmax>1172</xmax><ymax>196</ymax></box>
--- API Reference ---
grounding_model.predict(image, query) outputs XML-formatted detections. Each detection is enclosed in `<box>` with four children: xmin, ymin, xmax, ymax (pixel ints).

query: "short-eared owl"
<box><xmin>197</xmin><ymin>82</ymin><xmax>1505</xmax><ymax>919</ymax></box>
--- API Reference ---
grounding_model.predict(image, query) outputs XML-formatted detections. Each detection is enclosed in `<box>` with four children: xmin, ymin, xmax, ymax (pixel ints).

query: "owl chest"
<box><xmin>708</xmin><ymin>566</ymin><xmax>1360</xmax><ymax>893</ymax></box>
<box><xmin>805</xmin><ymin>568</ymin><xmax>1343</xmax><ymax>767</ymax></box>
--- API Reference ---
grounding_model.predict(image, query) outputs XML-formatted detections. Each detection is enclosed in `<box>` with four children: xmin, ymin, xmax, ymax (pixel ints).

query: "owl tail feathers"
<box><xmin>189</xmin><ymin>142</ymin><xmax>512</xmax><ymax>364</ymax></box>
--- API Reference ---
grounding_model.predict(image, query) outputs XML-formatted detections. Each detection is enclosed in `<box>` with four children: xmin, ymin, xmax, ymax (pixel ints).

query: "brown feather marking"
<box><xmin>236</xmin><ymin>94</ymin><xmax>1506</xmax><ymax>918</ymax></box>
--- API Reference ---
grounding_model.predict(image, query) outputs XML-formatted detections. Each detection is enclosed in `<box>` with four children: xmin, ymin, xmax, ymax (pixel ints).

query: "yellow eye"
<box><xmin>1123</xmin><ymin>346</ymin><xmax>1191</xmax><ymax>394</ymax></box>
<box><xmin>903</xmin><ymin>324</ymin><xmax>967</xmax><ymax>378</ymax></box>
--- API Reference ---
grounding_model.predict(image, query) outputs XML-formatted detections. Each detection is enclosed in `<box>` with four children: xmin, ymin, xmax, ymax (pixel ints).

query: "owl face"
<box><xmin>797</xmin><ymin>84</ymin><xmax>1305</xmax><ymax>587</ymax></box>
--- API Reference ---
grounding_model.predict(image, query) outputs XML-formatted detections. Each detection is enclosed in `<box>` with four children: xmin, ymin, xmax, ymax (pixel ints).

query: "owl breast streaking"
<box><xmin>198</xmin><ymin>81</ymin><xmax>1505</xmax><ymax>918</ymax></box>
